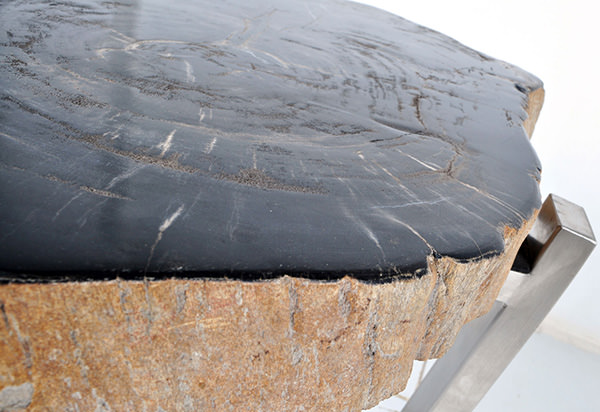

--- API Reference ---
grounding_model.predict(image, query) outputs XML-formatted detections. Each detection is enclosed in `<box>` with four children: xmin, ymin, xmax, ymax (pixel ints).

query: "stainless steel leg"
<box><xmin>402</xmin><ymin>194</ymin><xmax>596</xmax><ymax>412</ymax></box>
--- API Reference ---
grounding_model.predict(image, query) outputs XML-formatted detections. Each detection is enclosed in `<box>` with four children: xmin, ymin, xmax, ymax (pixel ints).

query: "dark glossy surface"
<box><xmin>0</xmin><ymin>0</ymin><xmax>541</xmax><ymax>281</ymax></box>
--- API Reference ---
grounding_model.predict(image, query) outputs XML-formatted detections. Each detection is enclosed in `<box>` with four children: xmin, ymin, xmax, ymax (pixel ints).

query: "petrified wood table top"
<box><xmin>0</xmin><ymin>0</ymin><xmax>542</xmax><ymax>280</ymax></box>
<box><xmin>0</xmin><ymin>0</ymin><xmax>543</xmax><ymax>410</ymax></box>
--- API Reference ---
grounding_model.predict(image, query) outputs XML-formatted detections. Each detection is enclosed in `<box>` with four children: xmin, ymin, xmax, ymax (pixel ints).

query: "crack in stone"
<box><xmin>145</xmin><ymin>204</ymin><xmax>185</xmax><ymax>274</ymax></box>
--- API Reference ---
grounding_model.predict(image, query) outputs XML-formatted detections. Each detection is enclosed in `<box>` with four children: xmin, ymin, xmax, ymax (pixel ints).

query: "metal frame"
<box><xmin>402</xmin><ymin>194</ymin><xmax>596</xmax><ymax>412</ymax></box>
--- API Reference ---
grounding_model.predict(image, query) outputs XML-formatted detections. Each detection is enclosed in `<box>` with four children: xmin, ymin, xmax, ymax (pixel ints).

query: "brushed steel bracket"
<box><xmin>402</xmin><ymin>194</ymin><xmax>596</xmax><ymax>412</ymax></box>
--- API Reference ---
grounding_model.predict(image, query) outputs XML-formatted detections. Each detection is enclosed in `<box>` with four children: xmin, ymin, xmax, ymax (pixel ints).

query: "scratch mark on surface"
<box><xmin>95</xmin><ymin>48</ymin><xmax>113</xmax><ymax>58</ymax></box>
<box><xmin>124</xmin><ymin>39</ymin><xmax>192</xmax><ymax>51</ymax></box>
<box><xmin>361</xmin><ymin>223</ymin><xmax>385</xmax><ymax>259</ymax></box>
<box><xmin>108</xmin><ymin>28</ymin><xmax>135</xmax><ymax>43</ymax></box>
<box><xmin>198</xmin><ymin>108</ymin><xmax>205</xmax><ymax>123</ymax></box>
<box><xmin>103</xmin><ymin>124</ymin><xmax>123</xmax><ymax>140</ymax></box>
<box><xmin>397</xmin><ymin>149</ymin><xmax>439</xmax><ymax>171</ymax></box>
<box><xmin>184</xmin><ymin>60</ymin><xmax>195</xmax><ymax>82</ymax></box>
<box><xmin>340</xmin><ymin>205</ymin><xmax>386</xmax><ymax>261</ymax></box>
<box><xmin>160</xmin><ymin>205</ymin><xmax>185</xmax><ymax>232</ymax></box>
<box><xmin>97</xmin><ymin>39</ymin><xmax>203</xmax><ymax>58</ymax></box>
<box><xmin>108</xmin><ymin>112</ymin><xmax>122</xmax><ymax>121</ymax></box>
<box><xmin>450</xmin><ymin>202</ymin><xmax>496</xmax><ymax>230</ymax></box>
<box><xmin>241</xmin><ymin>48</ymin><xmax>268</xmax><ymax>64</ymax></box>
<box><xmin>145</xmin><ymin>204</ymin><xmax>185</xmax><ymax>273</ymax></box>
<box><xmin>456</xmin><ymin>179</ymin><xmax>525</xmax><ymax>219</ymax></box>
<box><xmin>238</xmin><ymin>9</ymin><xmax>277</xmax><ymax>49</ymax></box>
<box><xmin>254</xmin><ymin>48</ymin><xmax>289</xmax><ymax>68</ymax></box>
<box><xmin>227</xmin><ymin>194</ymin><xmax>242</xmax><ymax>241</ymax></box>
<box><xmin>304</xmin><ymin>2</ymin><xmax>317</xmax><ymax>20</ymax></box>
<box><xmin>53</xmin><ymin>193</ymin><xmax>83</xmax><ymax>221</ymax></box>
<box><xmin>371</xmin><ymin>160</ymin><xmax>418</xmax><ymax>200</ymax></box>
<box><xmin>157</xmin><ymin>129</ymin><xmax>176</xmax><ymax>157</ymax></box>
<box><xmin>205</xmin><ymin>137</ymin><xmax>217</xmax><ymax>154</ymax></box>
<box><xmin>463</xmin><ymin>229</ymin><xmax>483</xmax><ymax>256</ymax></box>
<box><xmin>105</xmin><ymin>165</ymin><xmax>144</xmax><ymax>190</ymax></box>
<box><xmin>336</xmin><ymin>177</ymin><xmax>354</xmax><ymax>198</ymax></box>
<box><xmin>185</xmin><ymin>190</ymin><xmax>203</xmax><ymax>219</ymax></box>
<box><xmin>370</xmin><ymin>198</ymin><xmax>448</xmax><ymax>210</ymax></box>
<box><xmin>382</xmin><ymin>212</ymin><xmax>436</xmax><ymax>254</ymax></box>
<box><xmin>299</xmin><ymin>160</ymin><xmax>307</xmax><ymax>174</ymax></box>
<box><xmin>76</xmin><ymin>197</ymin><xmax>110</xmax><ymax>229</ymax></box>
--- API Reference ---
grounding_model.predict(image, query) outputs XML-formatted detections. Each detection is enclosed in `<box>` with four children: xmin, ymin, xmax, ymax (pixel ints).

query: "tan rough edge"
<box><xmin>523</xmin><ymin>87</ymin><xmax>545</xmax><ymax>138</ymax></box>
<box><xmin>0</xmin><ymin>215</ymin><xmax>536</xmax><ymax>412</ymax></box>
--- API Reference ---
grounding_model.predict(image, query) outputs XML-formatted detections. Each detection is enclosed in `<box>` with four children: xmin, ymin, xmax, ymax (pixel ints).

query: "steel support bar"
<box><xmin>402</xmin><ymin>194</ymin><xmax>596</xmax><ymax>412</ymax></box>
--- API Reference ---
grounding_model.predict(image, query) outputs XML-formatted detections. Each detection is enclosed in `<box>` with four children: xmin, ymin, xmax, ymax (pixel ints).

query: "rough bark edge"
<box><xmin>0</xmin><ymin>211</ymin><xmax>536</xmax><ymax>412</ymax></box>
<box><xmin>523</xmin><ymin>87</ymin><xmax>545</xmax><ymax>138</ymax></box>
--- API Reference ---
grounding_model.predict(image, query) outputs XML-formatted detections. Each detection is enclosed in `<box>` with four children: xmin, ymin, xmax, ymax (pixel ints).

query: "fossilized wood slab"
<box><xmin>0</xmin><ymin>0</ymin><xmax>543</xmax><ymax>410</ymax></box>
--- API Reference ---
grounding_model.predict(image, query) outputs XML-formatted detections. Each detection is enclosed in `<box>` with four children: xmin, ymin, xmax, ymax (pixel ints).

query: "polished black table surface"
<box><xmin>0</xmin><ymin>0</ymin><xmax>541</xmax><ymax>281</ymax></box>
